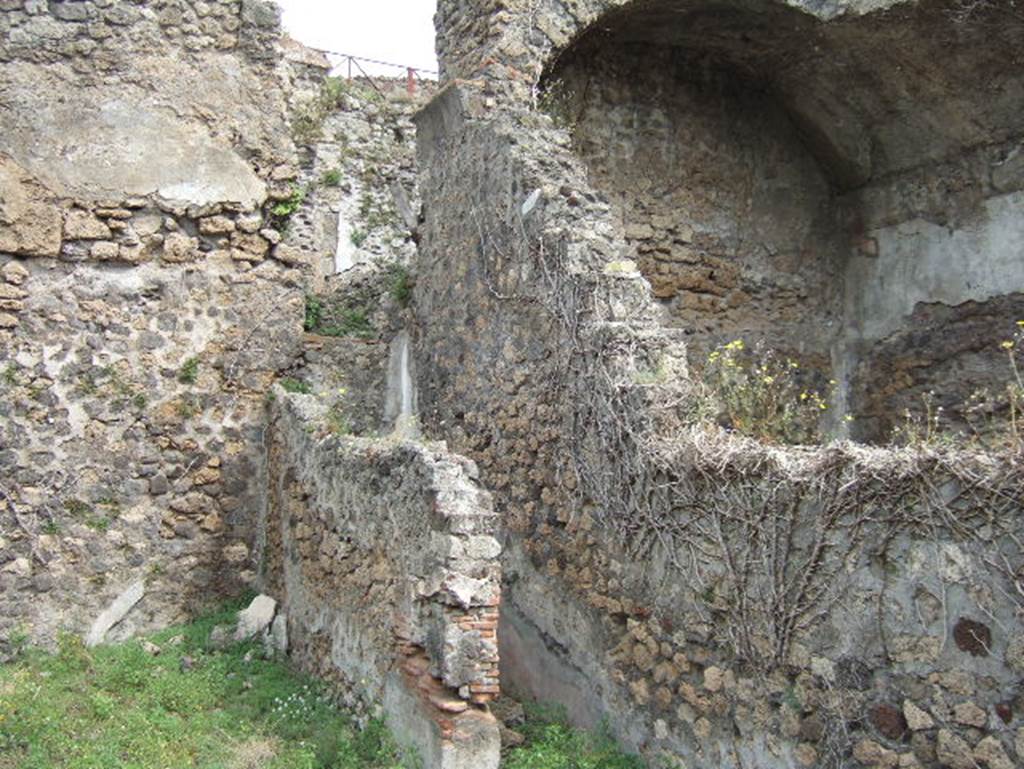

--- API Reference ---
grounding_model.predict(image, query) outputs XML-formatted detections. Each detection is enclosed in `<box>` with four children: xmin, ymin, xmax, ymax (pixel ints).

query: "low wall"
<box><xmin>263</xmin><ymin>389</ymin><xmax>501</xmax><ymax>769</ymax></box>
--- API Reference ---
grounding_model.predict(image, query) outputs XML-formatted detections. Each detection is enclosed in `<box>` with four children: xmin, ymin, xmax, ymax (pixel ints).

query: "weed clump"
<box><xmin>178</xmin><ymin>356</ymin><xmax>200</xmax><ymax>385</ymax></box>
<box><xmin>698</xmin><ymin>340</ymin><xmax>833</xmax><ymax>445</ymax></box>
<box><xmin>280</xmin><ymin>377</ymin><xmax>312</xmax><ymax>395</ymax></box>
<box><xmin>504</xmin><ymin>703</ymin><xmax>643</xmax><ymax>769</ymax></box>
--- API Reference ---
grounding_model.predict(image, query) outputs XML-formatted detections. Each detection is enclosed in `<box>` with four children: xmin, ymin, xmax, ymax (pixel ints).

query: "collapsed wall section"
<box><xmin>263</xmin><ymin>390</ymin><xmax>501</xmax><ymax>769</ymax></box>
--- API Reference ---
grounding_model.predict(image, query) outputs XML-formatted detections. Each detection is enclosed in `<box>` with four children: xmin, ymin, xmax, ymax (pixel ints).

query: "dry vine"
<box><xmin>471</xmin><ymin>186</ymin><xmax>1024</xmax><ymax>675</ymax></box>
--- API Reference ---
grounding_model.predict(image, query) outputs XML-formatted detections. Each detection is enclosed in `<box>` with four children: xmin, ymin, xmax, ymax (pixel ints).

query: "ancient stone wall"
<box><xmin>435</xmin><ymin>0</ymin><xmax>1024</xmax><ymax>441</ymax></box>
<box><xmin>549</xmin><ymin>41</ymin><xmax>844</xmax><ymax>368</ymax></box>
<box><xmin>263</xmin><ymin>389</ymin><xmax>501</xmax><ymax>768</ymax></box>
<box><xmin>414</xmin><ymin>2</ymin><xmax>1024</xmax><ymax>767</ymax></box>
<box><xmin>0</xmin><ymin>0</ymin><xmax>311</xmax><ymax>652</ymax></box>
<box><xmin>0</xmin><ymin>0</ymin><xmax>424</xmax><ymax>654</ymax></box>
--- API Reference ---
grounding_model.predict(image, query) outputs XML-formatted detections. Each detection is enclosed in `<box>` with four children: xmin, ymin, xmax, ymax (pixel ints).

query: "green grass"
<box><xmin>504</xmin><ymin>703</ymin><xmax>644</xmax><ymax>769</ymax></box>
<box><xmin>280</xmin><ymin>377</ymin><xmax>313</xmax><ymax>395</ymax></box>
<box><xmin>0</xmin><ymin>601</ymin><xmax>413</xmax><ymax>769</ymax></box>
<box><xmin>0</xmin><ymin>604</ymin><xmax>640</xmax><ymax>769</ymax></box>
<box><xmin>178</xmin><ymin>356</ymin><xmax>200</xmax><ymax>385</ymax></box>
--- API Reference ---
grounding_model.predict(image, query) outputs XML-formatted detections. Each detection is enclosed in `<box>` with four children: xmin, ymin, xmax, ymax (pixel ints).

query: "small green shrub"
<box><xmin>321</xmin><ymin>168</ymin><xmax>343</xmax><ymax>187</ymax></box>
<box><xmin>178</xmin><ymin>356</ymin><xmax>200</xmax><ymax>385</ymax></box>
<box><xmin>6</xmin><ymin>624</ymin><xmax>30</xmax><ymax>659</ymax></box>
<box><xmin>85</xmin><ymin>515</ymin><xmax>111</xmax><ymax>532</ymax></box>
<box><xmin>280</xmin><ymin>377</ymin><xmax>312</xmax><ymax>395</ymax></box>
<box><xmin>269</xmin><ymin>185</ymin><xmax>306</xmax><ymax>230</ymax></box>
<box><xmin>386</xmin><ymin>261</ymin><xmax>414</xmax><ymax>308</ymax></box>
<box><xmin>350</xmin><ymin>228</ymin><xmax>368</xmax><ymax>248</ymax></box>
<box><xmin>325</xmin><ymin>310</ymin><xmax>373</xmax><ymax>339</ymax></box>
<box><xmin>304</xmin><ymin>294</ymin><xmax>324</xmax><ymax>332</ymax></box>
<box><xmin>291</xmin><ymin>77</ymin><xmax>353</xmax><ymax>145</ymax></box>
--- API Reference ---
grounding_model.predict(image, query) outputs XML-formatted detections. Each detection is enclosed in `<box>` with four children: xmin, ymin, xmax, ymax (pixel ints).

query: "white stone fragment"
<box><xmin>85</xmin><ymin>580</ymin><xmax>145</xmax><ymax>647</ymax></box>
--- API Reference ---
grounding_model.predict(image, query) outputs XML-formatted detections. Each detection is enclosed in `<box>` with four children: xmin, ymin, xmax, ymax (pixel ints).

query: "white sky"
<box><xmin>276</xmin><ymin>0</ymin><xmax>439</xmax><ymax>77</ymax></box>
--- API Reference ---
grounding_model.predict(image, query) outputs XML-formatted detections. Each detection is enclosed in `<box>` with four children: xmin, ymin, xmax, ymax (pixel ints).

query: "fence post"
<box><xmin>407</xmin><ymin>67</ymin><xmax>416</xmax><ymax>96</ymax></box>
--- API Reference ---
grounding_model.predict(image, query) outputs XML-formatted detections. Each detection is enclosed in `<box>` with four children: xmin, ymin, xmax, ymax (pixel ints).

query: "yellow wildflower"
<box><xmin>1001</xmin><ymin>340</ymin><xmax>1015</xmax><ymax>350</ymax></box>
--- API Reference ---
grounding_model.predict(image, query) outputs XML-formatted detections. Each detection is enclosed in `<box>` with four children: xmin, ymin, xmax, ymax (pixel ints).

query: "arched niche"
<box><xmin>541</xmin><ymin>0</ymin><xmax>1024</xmax><ymax>440</ymax></box>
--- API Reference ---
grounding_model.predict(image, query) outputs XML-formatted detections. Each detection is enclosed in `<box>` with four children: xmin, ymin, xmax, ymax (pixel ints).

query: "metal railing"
<box><xmin>314</xmin><ymin>48</ymin><xmax>438</xmax><ymax>97</ymax></box>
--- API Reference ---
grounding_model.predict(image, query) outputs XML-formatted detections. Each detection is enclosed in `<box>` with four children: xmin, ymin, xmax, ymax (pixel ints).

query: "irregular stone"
<box><xmin>271</xmin><ymin>243</ymin><xmax>306</xmax><ymax>265</ymax></box>
<box><xmin>2</xmin><ymin>261</ymin><xmax>29</xmax><ymax>285</ymax></box>
<box><xmin>0</xmin><ymin>312</ymin><xmax>18</xmax><ymax>328</ymax></box>
<box><xmin>85</xmin><ymin>580</ymin><xmax>145</xmax><ymax>647</ymax></box>
<box><xmin>2</xmin><ymin>557</ymin><xmax>31</xmax><ymax>576</ymax></box>
<box><xmin>162</xmin><ymin>232</ymin><xmax>199</xmax><ymax>262</ymax></box>
<box><xmin>0</xmin><ymin>156</ymin><xmax>62</xmax><ymax>257</ymax></box>
<box><xmin>50</xmin><ymin>2</ymin><xmax>92</xmax><ymax>21</ymax></box>
<box><xmin>230</xmin><ymin>232</ymin><xmax>269</xmax><ymax>257</ymax></box>
<box><xmin>870</xmin><ymin>703</ymin><xmax>909</xmax><ymax>740</ymax></box>
<box><xmin>208</xmin><ymin>624</ymin><xmax>232</xmax><ymax>649</ymax></box>
<box><xmin>853</xmin><ymin>739</ymin><xmax>898</xmax><ymax>768</ymax></box>
<box><xmin>973</xmin><ymin>735</ymin><xmax>1013</xmax><ymax>769</ymax></box>
<box><xmin>625</xmin><ymin>221</ymin><xmax>655</xmax><ymax>240</ymax></box>
<box><xmin>936</xmin><ymin>729</ymin><xmax>975</xmax><ymax>769</ymax></box>
<box><xmin>234</xmin><ymin>594</ymin><xmax>276</xmax><ymax>640</ymax></box>
<box><xmin>953</xmin><ymin>618</ymin><xmax>991</xmax><ymax>656</ymax></box>
<box><xmin>1005</xmin><ymin>634</ymin><xmax>1024</xmax><ymax>673</ymax></box>
<box><xmin>930</xmin><ymin>670</ymin><xmax>974</xmax><ymax>696</ymax></box>
<box><xmin>198</xmin><ymin>215</ymin><xmax>235</xmax><ymax>235</ymax></box>
<box><xmin>268</xmin><ymin>613</ymin><xmax>288</xmax><ymax>655</ymax></box>
<box><xmin>953</xmin><ymin>701</ymin><xmax>987</xmax><ymax>728</ymax></box>
<box><xmin>903</xmin><ymin>700</ymin><xmax>935</xmax><ymax>731</ymax></box>
<box><xmin>90</xmin><ymin>241</ymin><xmax>120</xmax><ymax>260</ymax></box>
<box><xmin>629</xmin><ymin>678</ymin><xmax>650</xmax><ymax>705</ymax></box>
<box><xmin>0</xmin><ymin>283</ymin><xmax>26</xmax><ymax>302</ymax></box>
<box><xmin>703</xmin><ymin>665</ymin><xmax>726</xmax><ymax>692</ymax></box>
<box><xmin>799</xmin><ymin>713</ymin><xmax>824</xmax><ymax>743</ymax></box>
<box><xmin>236</xmin><ymin>213</ymin><xmax>262</xmax><ymax>233</ymax></box>
<box><xmin>498</xmin><ymin>723</ymin><xmax>525</xmax><ymax>748</ymax></box>
<box><xmin>795</xmin><ymin>743</ymin><xmax>818</xmax><ymax>767</ymax></box>
<box><xmin>65</xmin><ymin>209</ymin><xmax>111</xmax><ymax>239</ymax></box>
<box><xmin>222</xmin><ymin>542</ymin><xmax>250</xmax><ymax>564</ymax></box>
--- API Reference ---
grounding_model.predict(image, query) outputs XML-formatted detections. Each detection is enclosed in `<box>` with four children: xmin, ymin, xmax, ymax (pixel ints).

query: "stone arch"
<box><xmin>535</xmin><ymin>0</ymin><xmax>1024</xmax><ymax>439</ymax></box>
